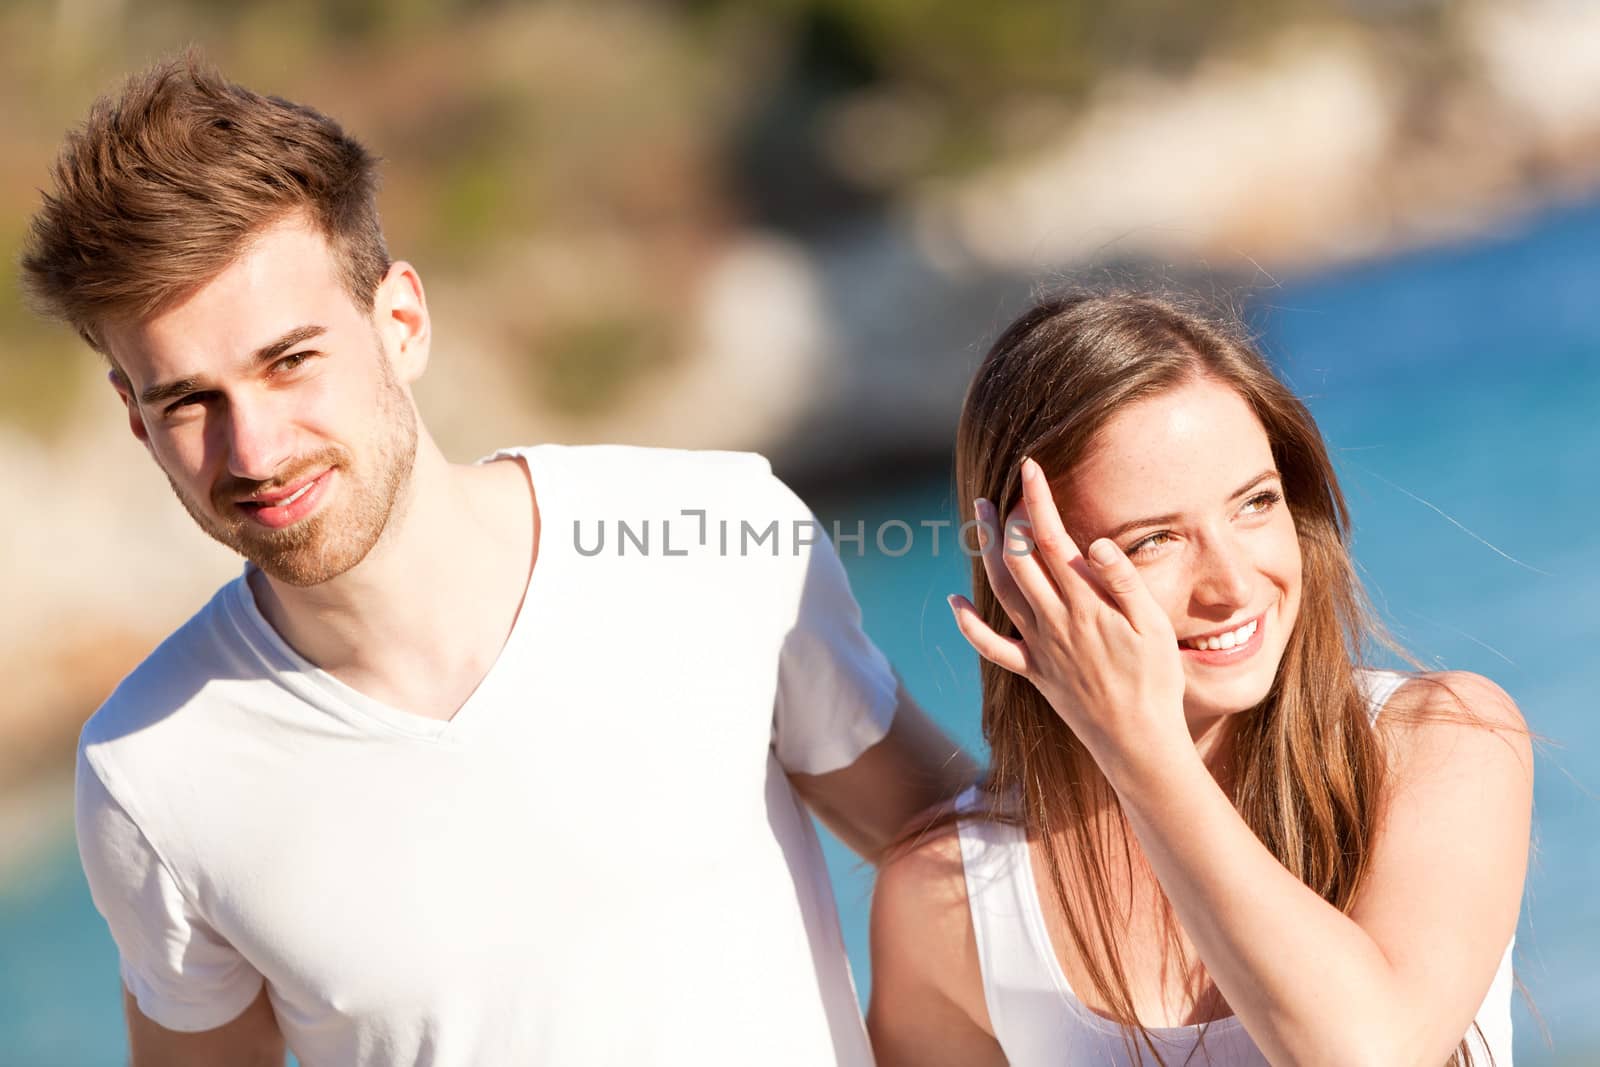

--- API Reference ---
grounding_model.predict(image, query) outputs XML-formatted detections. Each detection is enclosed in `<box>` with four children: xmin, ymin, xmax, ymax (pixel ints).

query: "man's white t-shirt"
<box><xmin>76</xmin><ymin>444</ymin><xmax>898</xmax><ymax>1066</ymax></box>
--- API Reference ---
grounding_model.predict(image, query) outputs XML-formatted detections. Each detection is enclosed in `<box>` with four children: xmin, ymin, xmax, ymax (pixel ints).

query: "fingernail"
<box><xmin>1089</xmin><ymin>539</ymin><xmax>1119</xmax><ymax>565</ymax></box>
<box><xmin>1021</xmin><ymin>457</ymin><xmax>1036</xmax><ymax>481</ymax></box>
<box><xmin>946</xmin><ymin>594</ymin><xmax>960</xmax><ymax>613</ymax></box>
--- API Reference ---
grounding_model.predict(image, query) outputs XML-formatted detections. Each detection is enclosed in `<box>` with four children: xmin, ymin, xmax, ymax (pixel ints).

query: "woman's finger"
<box><xmin>1085</xmin><ymin>538</ymin><xmax>1170</xmax><ymax>638</ymax></box>
<box><xmin>996</xmin><ymin>500</ymin><xmax>1067</xmax><ymax>626</ymax></box>
<box><xmin>947</xmin><ymin>594</ymin><xmax>1032</xmax><ymax>676</ymax></box>
<box><xmin>975</xmin><ymin>497</ymin><xmax>1037</xmax><ymax>634</ymax></box>
<box><xmin>1018</xmin><ymin>456</ymin><xmax>1096</xmax><ymax>608</ymax></box>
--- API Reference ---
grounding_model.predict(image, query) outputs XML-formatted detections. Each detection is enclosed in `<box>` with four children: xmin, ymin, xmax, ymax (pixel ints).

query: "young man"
<box><xmin>23</xmin><ymin>58</ymin><xmax>974</xmax><ymax>1066</ymax></box>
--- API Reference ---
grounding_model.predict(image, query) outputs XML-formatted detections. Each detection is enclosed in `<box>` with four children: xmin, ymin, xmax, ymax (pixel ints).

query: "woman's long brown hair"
<box><xmin>949</xmin><ymin>289</ymin><xmax>1487</xmax><ymax>1065</ymax></box>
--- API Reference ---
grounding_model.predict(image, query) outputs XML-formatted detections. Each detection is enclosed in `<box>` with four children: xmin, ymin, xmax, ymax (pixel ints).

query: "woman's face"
<box><xmin>1059</xmin><ymin>376</ymin><xmax>1304</xmax><ymax>724</ymax></box>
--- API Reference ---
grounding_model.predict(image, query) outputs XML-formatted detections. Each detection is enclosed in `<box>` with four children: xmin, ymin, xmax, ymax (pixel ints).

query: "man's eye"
<box><xmin>276</xmin><ymin>352</ymin><xmax>313</xmax><ymax>373</ymax></box>
<box><xmin>164</xmin><ymin>393</ymin><xmax>208</xmax><ymax>415</ymax></box>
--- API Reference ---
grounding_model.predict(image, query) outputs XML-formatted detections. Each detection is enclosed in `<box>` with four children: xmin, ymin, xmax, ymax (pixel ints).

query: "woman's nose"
<box><xmin>1192</xmin><ymin>538</ymin><xmax>1254</xmax><ymax>610</ymax></box>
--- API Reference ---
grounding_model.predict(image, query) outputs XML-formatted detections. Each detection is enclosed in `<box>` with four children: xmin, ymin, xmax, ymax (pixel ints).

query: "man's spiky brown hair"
<box><xmin>21</xmin><ymin>51</ymin><xmax>390</xmax><ymax>354</ymax></box>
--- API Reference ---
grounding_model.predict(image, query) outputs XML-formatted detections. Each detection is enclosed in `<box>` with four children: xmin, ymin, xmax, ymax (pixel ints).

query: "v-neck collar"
<box><xmin>222</xmin><ymin>447</ymin><xmax>559</xmax><ymax>746</ymax></box>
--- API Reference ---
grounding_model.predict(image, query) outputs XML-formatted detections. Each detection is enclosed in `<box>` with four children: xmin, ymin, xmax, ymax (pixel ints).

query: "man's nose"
<box><xmin>221</xmin><ymin>394</ymin><xmax>293</xmax><ymax>483</ymax></box>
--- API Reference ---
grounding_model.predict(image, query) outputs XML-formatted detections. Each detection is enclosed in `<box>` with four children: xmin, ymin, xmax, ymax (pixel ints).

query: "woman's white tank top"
<box><xmin>955</xmin><ymin>670</ymin><xmax>1516</xmax><ymax>1065</ymax></box>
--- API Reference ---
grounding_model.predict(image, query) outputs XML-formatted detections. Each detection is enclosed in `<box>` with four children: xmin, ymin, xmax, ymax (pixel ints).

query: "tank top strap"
<box><xmin>954</xmin><ymin>786</ymin><xmax>1064</xmax><ymax>1051</ymax></box>
<box><xmin>1356</xmin><ymin>668</ymin><xmax>1409</xmax><ymax>726</ymax></box>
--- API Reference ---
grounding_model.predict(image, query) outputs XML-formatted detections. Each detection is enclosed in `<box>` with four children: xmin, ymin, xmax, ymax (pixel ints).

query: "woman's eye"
<box><xmin>1126</xmin><ymin>531</ymin><xmax>1173</xmax><ymax>558</ymax></box>
<box><xmin>1241</xmin><ymin>489</ymin><xmax>1282</xmax><ymax>514</ymax></box>
<box><xmin>276</xmin><ymin>352</ymin><xmax>311</xmax><ymax>372</ymax></box>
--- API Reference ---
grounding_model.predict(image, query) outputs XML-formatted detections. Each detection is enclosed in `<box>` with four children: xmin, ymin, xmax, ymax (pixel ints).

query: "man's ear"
<box><xmin>109</xmin><ymin>368</ymin><xmax>151</xmax><ymax>448</ymax></box>
<box><xmin>374</xmin><ymin>261</ymin><xmax>430</xmax><ymax>385</ymax></box>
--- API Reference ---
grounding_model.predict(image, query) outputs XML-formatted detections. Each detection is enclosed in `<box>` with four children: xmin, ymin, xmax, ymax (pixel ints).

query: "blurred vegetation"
<box><xmin>0</xmin><ymin>0</ymin><xmax>1465</xmax><ymax>435</ymax></box>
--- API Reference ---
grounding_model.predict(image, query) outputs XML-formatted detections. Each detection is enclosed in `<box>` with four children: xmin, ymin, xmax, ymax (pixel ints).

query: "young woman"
<box><xmin>868</xmin><ymin>292</ymin><xmax>1530</xmax><ymax>1066</ymax></box>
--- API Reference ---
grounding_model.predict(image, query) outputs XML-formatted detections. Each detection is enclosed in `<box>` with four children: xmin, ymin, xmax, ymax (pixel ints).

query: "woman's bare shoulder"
<box><xmin>1373</xmin><ymin>670</ymin><xmax>1533</xmax><ymax>820</ymax></box>
<box><xmin>874</xmin><ymin>787</ymin><xmax>1019</xmax><ymax>930</ymax></box>
<box><xmin>870</xmin><ymin>804</ymin><xmax>1004</xmax><ymax>1065</ymax></box>
<box><xmin>874</xmin><ymin>806</ymin><xmax>973</xmax><ymax>945</ymax></box>
<box><xmin>1387</xmin><ymin>669</ymin><xmax>1523</xmax><ymax>722</ymax></box>
<box><xmin>1381</xmin><ymin>670</ymin><xmax>1530</xmax><ymax>757</ymax></box>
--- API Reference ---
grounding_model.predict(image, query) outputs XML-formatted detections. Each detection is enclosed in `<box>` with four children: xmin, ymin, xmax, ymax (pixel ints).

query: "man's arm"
<box><xmin>126</xmin><ymin>983</ymin><xmax>284</xmax><ymax>1067</ymax></box>
<box><xmin>79</xmin><ymin>746</ymin><xmax>279</xmax><ymax>1064</ymax></box>
<box><xmin>788</xmin><ymin>680</ymin><xmax>978</xmax><ymax>862</ymax></box>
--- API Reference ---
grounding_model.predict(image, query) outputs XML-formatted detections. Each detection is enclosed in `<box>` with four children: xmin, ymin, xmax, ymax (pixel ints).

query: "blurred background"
<box><xmin>2</xmin><ymin>0</ymin><xmax>1596</xmax><ymax>1062</ymax></box>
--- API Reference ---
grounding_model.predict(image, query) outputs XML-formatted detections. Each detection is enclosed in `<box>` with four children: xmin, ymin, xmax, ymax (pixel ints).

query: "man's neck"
<box><xmin>247</xmin><ymin>440</ymin><xmax>538</xmax><ymax>719</ymax></box>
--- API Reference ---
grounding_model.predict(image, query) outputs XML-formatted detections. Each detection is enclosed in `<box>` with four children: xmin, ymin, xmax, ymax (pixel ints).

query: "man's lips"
<box><xmin>238</xmin><ymin>469</ymin><xmax>325</xmax><ymax>506</ymax></box>
<box><xmin>233</xmin><ymin>468</ymin><xmax>333</xmax><ymax>529</ymax></box>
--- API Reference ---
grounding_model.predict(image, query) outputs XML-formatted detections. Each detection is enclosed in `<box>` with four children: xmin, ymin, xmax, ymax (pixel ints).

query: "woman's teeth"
<box><xmin>1182</xmin><ymin>618</ymin><xmax>1258</xmax><ymax>652</ymax></box>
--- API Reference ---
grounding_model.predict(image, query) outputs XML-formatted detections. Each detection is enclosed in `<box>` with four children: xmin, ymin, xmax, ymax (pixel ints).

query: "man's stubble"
<box><xmin>166</xmin><ymin>339</ymin><xmax>419</xmax><ymax>587</ymax></box>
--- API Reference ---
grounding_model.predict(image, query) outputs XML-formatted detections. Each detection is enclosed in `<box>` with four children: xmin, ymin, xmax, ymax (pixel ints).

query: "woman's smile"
<box><xmin>1178</xmin><ymin>610</ymin><xmax>1266</xmax><ymax>665</ymax></box>
<box><xmin>1061</xmin><ymin>377</ymin><xmax>1303</xmax><ymax>719</ymax></box>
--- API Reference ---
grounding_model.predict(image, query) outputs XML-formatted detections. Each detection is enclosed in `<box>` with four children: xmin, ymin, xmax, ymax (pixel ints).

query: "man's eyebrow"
<box><xmin>1103</xmin><ymin>468</ymin><xmax>1282</xmax><ymax>542</ymax></box>
<box><xmin>139</xmin><ymin>324</ymin><xmax>329</xmax><ymax>407</ymax></box>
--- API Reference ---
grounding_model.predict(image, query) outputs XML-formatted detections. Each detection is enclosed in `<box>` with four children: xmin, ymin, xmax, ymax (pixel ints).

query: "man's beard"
<box><xmin>168</xmin><ymin>357</ymin><xmax>419</xmax><ymax>587</ymax></box>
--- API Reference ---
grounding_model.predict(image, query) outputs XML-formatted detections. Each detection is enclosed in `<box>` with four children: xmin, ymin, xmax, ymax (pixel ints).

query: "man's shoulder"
<box><xmin>512</xmin><ymin>442</ymin><xmax>776</xmax><ymax>484</ymax></box>
<box><xmin>509</xmin><ymin>443</ymin><xmax>807</xmax><ymax>516</ymax></box>
<box><xmin>80</xmin><ymin>575</ymin><xmax>252</xmax><ymax>753</ymax></box>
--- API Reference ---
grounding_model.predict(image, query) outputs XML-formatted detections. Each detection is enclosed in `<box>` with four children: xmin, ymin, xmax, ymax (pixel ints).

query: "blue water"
<box><xmin>2</xmin><ymin>197</ymin><xmax>1596</xmax><ymax>1063</ymax></box>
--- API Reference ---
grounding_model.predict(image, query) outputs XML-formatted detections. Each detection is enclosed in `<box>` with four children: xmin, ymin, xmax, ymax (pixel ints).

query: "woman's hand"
<box><xmin>948</xmin><ymin>457</ymin><xmax>1189</xmax><ymax>779</ymax></box>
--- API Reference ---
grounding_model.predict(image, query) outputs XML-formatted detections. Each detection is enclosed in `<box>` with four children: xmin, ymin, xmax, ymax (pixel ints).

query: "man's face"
<box><xmin>101</xmin><ymin>216</ymin><xmax>421</xmax><ymax>586</ymax></box>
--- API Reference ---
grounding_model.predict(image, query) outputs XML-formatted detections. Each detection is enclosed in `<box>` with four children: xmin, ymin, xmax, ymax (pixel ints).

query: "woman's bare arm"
<box><xmin>1108</xmin><ymin>672</ymin><xmax>1529</xmax><ymax>1067</ymax></box>
<box><xmin>867</xmin><ymin>827</ymin><xmax>1008</xmax><ymax>1067</ymax></box>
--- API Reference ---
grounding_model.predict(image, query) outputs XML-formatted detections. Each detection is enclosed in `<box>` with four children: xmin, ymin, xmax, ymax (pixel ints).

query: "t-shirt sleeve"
<box><xmin>771</xmin><ymin>505</ymin><xmax>900</xmax><ymax>776</ymax></box>
<box><xmin>75</xmin><ymin>743</ymin><xmax>265</xmax><ymax>1033</ymax></box>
